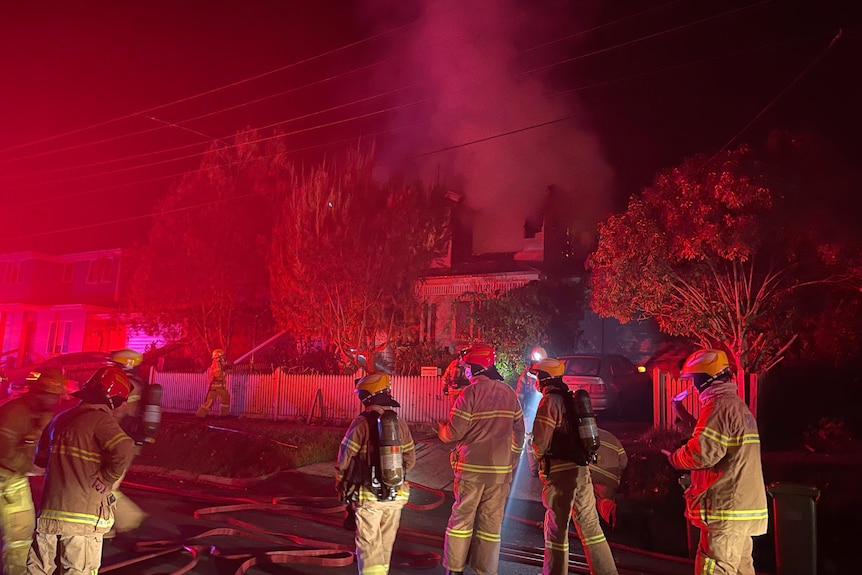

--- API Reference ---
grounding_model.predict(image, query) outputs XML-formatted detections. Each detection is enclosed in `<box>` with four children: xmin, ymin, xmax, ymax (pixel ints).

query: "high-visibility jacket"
<box><xmin>336</xmin><ymin>405</ymin><xmax>416</xmax><ymax>503</ymax></box>
<box><xmin>34</xmin><ymin>402</ymin><xmax>135</xmax><ymax>535</ymax></box>
<box><xmin>670</xmin><ymin>381</ymin><xmax>768</xmax><ymax>534</ymax></box>
<box><xmin>0</xmin><ymin>394</ymin><xmax>51</xmax><ymax>474</ymax></box>
<box><xmin>531</xmin><ymin>387</ymin><xmax>579</xmax><ymax>477</ymax></box>
<box><xmin>439</xmin><ymin>375</ymin><xmax>525</xmax><ymax>484</ymax></box>
<box><xmin>591</xmin><ymin>428</ymin><xmax>627</xmax><ymax>498</ymax></box>
<box><xmin>208</xmin><ymin>360</ymin><xmax>227</xmax><ymax>389</ymax></box>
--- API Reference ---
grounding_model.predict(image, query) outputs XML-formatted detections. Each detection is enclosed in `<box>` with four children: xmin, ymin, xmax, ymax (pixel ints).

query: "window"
<box><xmin>0</xmin><ymin>261</ymin><xmax>22</xmax><ymax>284</ymax></box>
<box><xmin>46</xmin><ymin>321</ymin><xmax>72</xmax><ymax>354</ymax></box>
<box><xmin>86</xmin><ymin>257</ymin><xmax>117</xmax><ymax>284</ymax></box>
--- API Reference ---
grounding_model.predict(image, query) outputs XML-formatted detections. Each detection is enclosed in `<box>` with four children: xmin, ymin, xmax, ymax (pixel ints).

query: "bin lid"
<box><xmin>767</xmin><ymin>482</ymin><xmax>821</xmax><ymax>499</ymax></box>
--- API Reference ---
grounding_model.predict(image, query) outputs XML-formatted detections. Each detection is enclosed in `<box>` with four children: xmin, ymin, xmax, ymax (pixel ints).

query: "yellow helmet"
<box><xmin>111</xmin><ymin>349</ymin><xmax>143</xmax><ymax>369</ymax></box>
<box><xmin>355</xmin><ymin>372</ymin><xmax>391</xmax><ymax>404</ymax></box>
<box><xmin>681</xmin><ymin>349</ymin><xmax>732</xmax><ymax>391</ymax></box>
<box><xmin>212</xmin><ymin>349</ymin><xmax>225</xmax><ymax>359</ymax></box>
<box><xmin>529</xmin><ymin>358</ymin><xmax>564</xmax><ymax>382</ymax></box>
<box><xmin>26</xmin><ymin>368</ymin><xmax>68</xmax><ymax>395</ymax></box>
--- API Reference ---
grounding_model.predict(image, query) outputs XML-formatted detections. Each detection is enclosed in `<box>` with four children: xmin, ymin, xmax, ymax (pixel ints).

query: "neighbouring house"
<box><xmin>0</xmin><ymin>249</ymin><xmax>161</xmax><ymax>370</ymax></box>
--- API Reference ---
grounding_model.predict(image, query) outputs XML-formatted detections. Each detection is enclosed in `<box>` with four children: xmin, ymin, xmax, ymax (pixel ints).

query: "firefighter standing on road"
<box><xmin>0</xmin><ymin>369</ymin><xmax>66</xmax><ymax>575</ymax></box>
<box><xmin>335</xmin><ymin>373</ymin><xmax>416</xmax><ymax>575</ymax></box>
<box><xmin>438</xmin><ymin>344</ymin><xmax>525</xmax><ymax>575</ymax></box>
<box><xmin>27</xmin><ymin>366</ymin><xmax>135</xmax><ymax>575</ymax></box>
<box><xmin>668</xmin><ymin>349</ymin><xmax>768</xmax><ymax>575</ymax></box>
<box><xmin>530</xmin><ymin>358</ymin><xmax>618</xmax><ymax>575</ymax></box>
<box><xmin>196</xmin><ymin>349</ymin><xmax>230</xmax><ymax>418</ymax></box>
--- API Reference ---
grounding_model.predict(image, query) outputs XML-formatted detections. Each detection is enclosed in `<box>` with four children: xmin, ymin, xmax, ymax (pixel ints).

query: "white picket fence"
<box><xmin>652</xmin><ymin>369</ymin><xmax>759</xmax><ymax>429</ymax></box>
<box><xmin>150</xmin><ymin>369</ymin><xmax>452</xmax><ymax>425</ymax></box>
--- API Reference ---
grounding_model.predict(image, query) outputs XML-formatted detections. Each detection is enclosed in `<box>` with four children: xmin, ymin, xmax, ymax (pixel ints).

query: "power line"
<box><xmin>3</xmin><ymin>1</ymin><xmax>772</xmax><ymax>191</ymax></box>
<box><xmin>1</xmin><ymin>38</ymin><xmax>795</xmax><ymax>232</ymax></box>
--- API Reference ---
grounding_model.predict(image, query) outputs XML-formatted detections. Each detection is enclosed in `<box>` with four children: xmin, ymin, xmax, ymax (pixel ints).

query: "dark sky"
<box><xmin>0</xmin><ymin>0</ymin><xmax>859</xmax><ymax>254</ymax></box>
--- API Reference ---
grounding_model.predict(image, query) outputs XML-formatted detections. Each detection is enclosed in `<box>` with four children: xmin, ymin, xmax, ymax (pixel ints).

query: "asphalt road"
<box><xmin>84</xmin><ymin>429</ymin><xmax>697</xmax><ymax>575</ymax></box>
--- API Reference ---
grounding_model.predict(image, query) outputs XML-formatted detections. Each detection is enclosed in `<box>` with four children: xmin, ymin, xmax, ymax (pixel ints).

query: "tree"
<box><xmin>267</xmin><ymin>149</ymin><xmax>451</xmax><ymax>372</ymax></box>
<box><xmin>463</xmin><ymin>279</ymin><xmax>586</xmax><ymax>381</ymax></box>
<box><xmin>587</xmin><ymin>143</ymin><xmax>858</xmax><ymax>374</ymax></box>
<box><xmin>126</xmin><ymin>131</ymin><xmax>277</xmax><ymax>364</ymax></box>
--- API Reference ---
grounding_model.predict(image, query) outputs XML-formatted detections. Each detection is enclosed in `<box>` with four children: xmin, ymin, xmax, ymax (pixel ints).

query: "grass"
<box><xmin>134</xmin><ymin>412</ymin><xmax>344</xmax><ymax>478</ymax></box>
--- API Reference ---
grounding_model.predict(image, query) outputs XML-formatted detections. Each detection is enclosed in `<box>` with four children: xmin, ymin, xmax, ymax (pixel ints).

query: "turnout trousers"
<box><xmin>354</xmin><ymin>496</ymin><xmax>407</xmax><ymax>575</ymax></box>
<box><xmin>444</xmin><ymin>479</ymin><xmax>510</xmax><ymax>575</ymax></box>
<box><xmin>27</xmin><ymin>533</ymin><xmax>104</xmax><ymax>575</ymax></box>
<box><xmin>196</xmin><ymin>387</ymin><xmax>230</xmax><ymax>417</ymax></box>
<box><xmin>696</xmin><ymin>529</ymin><xmax>756</xmax><ymax>575</ymax></box>
<box><xmin>542</xmin><ymin>465</ymin><xmax>618</xmax><ymax>575</ymax></box>
<box><xmin>0</xmin><ymin>472</ymin><xmax>35</xmax><ymax>575</ymax></box>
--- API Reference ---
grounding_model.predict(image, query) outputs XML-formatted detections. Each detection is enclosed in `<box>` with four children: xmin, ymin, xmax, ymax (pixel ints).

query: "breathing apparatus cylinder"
<box><xmin>377</xmin><ymin>409</ymin><xmax>404</xmax><ymax>488</ymax></box>
<box><xmin>573</xmin><ymin>389</ymin><xmax>600</xmax><ymax>462</ymax></box>
<box><xmin>138</xmin><ymin>384</ymin><xmax>163</xmax><ymax>444</ymax></box>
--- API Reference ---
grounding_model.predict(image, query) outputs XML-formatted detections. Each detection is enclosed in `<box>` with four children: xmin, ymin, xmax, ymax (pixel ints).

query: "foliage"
<box><xmin>394</xmin><ymin>341</ymin><xmax>453</xmax><ymax>376</ymax></box>
<box><xmin>624</xmin><ymin>427</ymin><xmax>690</xmax><ymax>501</ymax></box>
<box><xmin>267</xmin><ymin>148</ymin><xmax>451</xmax><ymax>372</ymax></box>
<box><xmin>587</xmin><ymin>142</ymin><xmax>859</xmax><ymax>374</ymax></box>
<box><xmin>803</xmin><ymin>416</ymin><xmax>856</xmax><ymax>455</ymax></box>
<box><xmin>461</xmin><ymin>279</ymin><xmax>585</xmax><ymax>381</ymax></box>
<box><xmin>125</xmin><ymin>131</ymin><xmax>279</xmax><ymax>365</ymax></box>
<box><xmin>135</xmin><ymin>414</ymin><xmax>345</xmax><ymax>478</ymax></box>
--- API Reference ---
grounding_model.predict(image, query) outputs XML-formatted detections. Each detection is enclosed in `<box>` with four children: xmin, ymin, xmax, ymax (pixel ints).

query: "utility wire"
<box><xmin>1</xmin><ymin>38</ymin><xmax>795</xmax><ymax>226</ymax></box>
<box><xmin>2</xmin><ymin>1</ymin><xmax>772</xmax><ymax>191</ymax></box>
<box><xmin>705</xmin><ymin>29</ymin><xmax>843</xmax><ymax>165</ymax></box>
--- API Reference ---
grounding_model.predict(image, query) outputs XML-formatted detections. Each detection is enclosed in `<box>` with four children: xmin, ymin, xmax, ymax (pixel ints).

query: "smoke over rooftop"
<box><xmin>371</xmin><ymin>0</ymin><xmax>616</xmax><ymax>255</ymax></box>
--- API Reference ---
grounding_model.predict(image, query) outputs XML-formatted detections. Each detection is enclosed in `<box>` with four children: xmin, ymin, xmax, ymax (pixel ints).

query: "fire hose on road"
<box><xmin>107</xmin><ymin>479</ymin><xmax>693</xmax><ymax>575</ymax></box>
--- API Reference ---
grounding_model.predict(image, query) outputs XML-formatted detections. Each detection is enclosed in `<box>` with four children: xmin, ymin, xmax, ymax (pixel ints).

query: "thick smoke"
<box><xmin>373</xmin><ymin>0</ymin><xmax>616</xmax><ymax>255</ymax></box>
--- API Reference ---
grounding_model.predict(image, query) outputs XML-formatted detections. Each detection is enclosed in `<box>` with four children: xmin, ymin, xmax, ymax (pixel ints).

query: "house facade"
<box><xmin>0</xmin><ymin>249</ymin><xmax>134</xmax><ymax>369</ymax></box>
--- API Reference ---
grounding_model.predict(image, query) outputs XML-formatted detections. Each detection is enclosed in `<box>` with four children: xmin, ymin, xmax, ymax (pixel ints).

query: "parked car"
<box><xmin>558</xmin><ymin>354</ymin><xmax>652</xmax><ymax>420</ymax></box>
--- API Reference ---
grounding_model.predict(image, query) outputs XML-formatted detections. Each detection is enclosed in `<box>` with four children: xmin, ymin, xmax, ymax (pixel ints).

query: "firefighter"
<box><xmin>105</xmin><ymin>349</ymin><xmax>155</xmax><ymax>537</ymax></box>
<box><xmin>591</xmin><ymin>428</ymin><xmax>628</xmax><ymax>529</ymax></box>
<box><xmin>27</xmin><ymin>366</ymin><xmax>136</xmax><ymax>575</ymax></box>
<box><xmin>668</xmin><ymin>349</ymin><xmax>768</xmax><ymax>575</ymax></box>
<box><xmin>437</xmin><ymin>344</ymin><xmax>525</xmax><ymax>575</ymax></box>
<box><xmin>335</xmin><ymin>373</ymin><xmax>416</xmax><ymax>575</ymax></box>
<box><xmin>0</xmin><ymin>368</ymin><xmax>67</xmax><ymax>575</ymax></box>
<box><xmin>530</xmin><ymin>358</ymin><xmax>618</xmax><ymax>575</ymax></box>
<box><xmin>196</xmin><ymin>349</ymin><xmax>230</xmax><ymax>418</ymax></box>
<box><xmin>442</xmin><ymin>348</ymin><xmax>469</xmax><ymax>399</ymax></box>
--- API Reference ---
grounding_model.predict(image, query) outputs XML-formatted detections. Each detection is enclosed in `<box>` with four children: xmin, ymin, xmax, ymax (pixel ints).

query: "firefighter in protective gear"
<box><xmin>442</xmin><ymin>348</ymin><xmax>470</xmax><ymax>399</ymax></box>
<box><xmin>27</xmin><ymin>367</ymin><xmax>135</xmax><ymax>575</ymax></box>
<box><xmin>438</xmin><ymin>344</ymin><xmax>525</xmax><ymax>575</ymax></box>
<box><xmin>530</xmin><ymin>358</ymin><xmax>618</xmax><ymax>575</ymax></box>
<box><xmin>335</xmin><ymin>373</ymin><xmax>416</xmax><ymax>575</ymax></box>
<box><xmin>106</xmin><ymin>350</ymin><xmax>151</xmax><ymax>537</ymax></box>
<box><xmin>669</xmin><ymin>349</ymin><xmax>767</xmax><ymax>575</ymax></box>
<box><xmin>0</xmin><ymin>368</ymin><xmax>66</xmax><ymax>575</ymax></box>
<box><xmin>196</xmin><ymin>349</ymin><xmax>230</xmax><ymax>418</ymax></box>
<box><xmin>591</xmin><ymin>428</ymin><xmax>627</xmax><ymax>529</ymax></box>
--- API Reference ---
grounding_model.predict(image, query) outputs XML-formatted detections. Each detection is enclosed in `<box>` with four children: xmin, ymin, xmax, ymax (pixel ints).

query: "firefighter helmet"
<box><xmin>212</xmin><ymin>349</ymin><xmax>225</xmax><ymax>359</ymax></box>
<box><xmin>111</xmin><ymin>349</ymin><xmax>143</xmax><ymax>369</ymax></box>
<box><xmin>460</xmin><ymin>344</ymin><xmax>496</xmax><ymax>376</ymax></box>
<box><xmin>26</xmin><ymin>368</ymin><xmax>68</xmax><ymax>395</ymax></box>
<box><xmin>79</xmin><ymin>366</ymin><xmax>132</xmax><ymax>408</ymax></box>
<box><xmin>681</xmin><ymin>349</ymin><xmax>732</xmax><ymax>391</ymax></box>
<box><xmin>529</xmin><ymin>358</ymin><xmax>564</xmax><ymax>383</ymax></box>
<box><xmin>530</xmin><ymin>346</ymin><xmax>548</xmax><ymax>361</ymax></box>
<box><xmin>355</xmin><ymin>372</ymin><xmax>392</xmax><ymax>404</ymax></box>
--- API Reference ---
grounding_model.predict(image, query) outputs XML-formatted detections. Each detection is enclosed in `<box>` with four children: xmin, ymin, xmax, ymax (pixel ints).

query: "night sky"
<box><xmin>1</xmin><ymin>0</ymin><xmax>859</xmax><ymax>254</ymax></box>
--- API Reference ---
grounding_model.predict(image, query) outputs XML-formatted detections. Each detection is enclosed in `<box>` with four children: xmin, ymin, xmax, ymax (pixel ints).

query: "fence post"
<box><xmin>307</xmin><ymin>388</ymin><xmax>323</xmax><ymax>424</ymax></box>
<box><xmin>273</xmin><ymin>369</ymin><xmax>281</xmax><ymax>421</ymax></box>
<box><xmin>652</xmin><ymin>369</ymin><xmax>665</xmax><ymax>429</ymax></box>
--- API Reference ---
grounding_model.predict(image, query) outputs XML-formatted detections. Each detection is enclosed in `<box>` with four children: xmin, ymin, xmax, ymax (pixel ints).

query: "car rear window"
<box><xmin>563</xmin><ymin>357</ymin><xmax>600</xmax><ymax>377</ymax></box>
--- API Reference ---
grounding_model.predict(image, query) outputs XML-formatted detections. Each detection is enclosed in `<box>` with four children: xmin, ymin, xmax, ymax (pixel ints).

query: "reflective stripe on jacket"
<box><xmin>531</xmin><ymin>389</ymin><xmax>580</xmax><ymax>477</ymax></box>
<box><xmin>670</xmin><ymin>381</ymin><xmax>768</xmax><ymax>534</ymax></box>
<box><xmin>439</xmin><ymin>375</ymin><xmax>525</xmax><ymax>484</ymax></box>
<box><xmin>34</xmin><ymin>403</ymin><xmax>135</xmax><ymax>535</ymax></box>
<box><xmin>336</xmin><ymin>405</ymin><xmax>416</xmax><ymax>503</ymax></box>
<box><xmin>590</xmin><ymin>428</ymin><xmax>627</xmax><ymax>491</ymax></box>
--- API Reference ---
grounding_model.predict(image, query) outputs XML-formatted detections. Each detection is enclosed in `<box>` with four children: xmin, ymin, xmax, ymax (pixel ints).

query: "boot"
<box><xmin>444</xmin><ymin>571</ymin><xmax>463</xmax><ymax>575</ymax></box>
